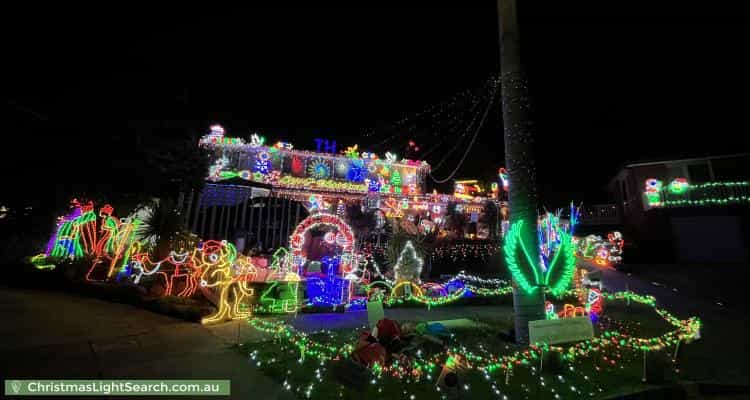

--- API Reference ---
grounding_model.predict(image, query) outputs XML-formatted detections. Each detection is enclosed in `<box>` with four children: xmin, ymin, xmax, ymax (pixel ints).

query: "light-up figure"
<box><xmin>197</xmin><ymin>240</ymin><xmax>255</xmax><ymax>324</ymax></box>
<box><xmin>498</xmin><ymin>167</ymin><xmax>509</xmax><ymax>191</ymax></box>
<box><xmin>669</xmin><ymin>178</ymin><xmax>689</xmax><ymax>194</ymax></box>
<box><xmin>644</xmin><ymin>178</ymin><xmax>664</xmax><ymax>208</ymax></box>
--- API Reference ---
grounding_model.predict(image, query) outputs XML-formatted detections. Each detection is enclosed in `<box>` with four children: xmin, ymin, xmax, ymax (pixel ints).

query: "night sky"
<box><xmin>4</xmin><ymin>4</ymin><xmax>750</xmax><ymax>209</ymax></box>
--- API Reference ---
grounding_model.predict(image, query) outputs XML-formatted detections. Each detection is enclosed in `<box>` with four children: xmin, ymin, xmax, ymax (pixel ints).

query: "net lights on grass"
<box><xmin>246</xmin><ymin>289</ymin><xmax>700</xmax><ymax>398</ymax></box>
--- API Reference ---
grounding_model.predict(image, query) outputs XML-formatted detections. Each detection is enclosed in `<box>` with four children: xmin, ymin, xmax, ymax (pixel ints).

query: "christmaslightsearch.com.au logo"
<box><xmin>4</xmin><ymin>380</ymin><xmax>230</xmax><ymax>396</ymax></box>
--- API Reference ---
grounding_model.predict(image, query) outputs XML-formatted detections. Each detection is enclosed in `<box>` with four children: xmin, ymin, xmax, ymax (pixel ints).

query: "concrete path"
<box><xmin>0</xmin><ymin>287</ymin><xmax>295</xmax><ymax>400</ymax></box>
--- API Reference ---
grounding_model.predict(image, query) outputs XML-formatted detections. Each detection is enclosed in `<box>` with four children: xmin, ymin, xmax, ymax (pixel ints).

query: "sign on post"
<box><xmin>529</xmin><ymin>317</ymin><xmax>594</xmax><ymax>345</ymax></box>
<box><xmin>366</xmin><ymin>300</ymin><xmax>384</xmax><ymax>329</ymax></box>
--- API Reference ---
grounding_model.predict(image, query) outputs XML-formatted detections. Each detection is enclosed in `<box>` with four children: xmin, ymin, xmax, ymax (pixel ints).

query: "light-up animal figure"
<box><xmin>166</xmin><ymin>250</ymin><xmax>201</xmax><ymax>296</ymax></box>
<box><xmin>127</xmin><ymin>248</ymin><xmax>201</xmax><ymax>296</ymax></box>
<box><xmin>129</xmin><ymin>250</ymin><xmax>170</xmax><ymax>291</ymax></box>
<box><xmin>196</xmin><ymin>240</ymin><xmax>255</xmax><ymax>324</ymax></box>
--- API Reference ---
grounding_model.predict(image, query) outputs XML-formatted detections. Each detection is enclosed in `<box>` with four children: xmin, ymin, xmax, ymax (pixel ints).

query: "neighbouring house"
<box><xmin>607</xmin><ymin>153</ymin><xmax>750</xmax><ymax>263</ymax></box>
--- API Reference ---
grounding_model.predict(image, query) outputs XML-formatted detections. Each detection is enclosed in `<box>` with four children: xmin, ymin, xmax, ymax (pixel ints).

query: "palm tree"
<box><xmin>137</xmin><ymin>199</ymin><xmax>186</xmax><ymax>259</ymax></box>
<box><xmin>498</xmin><ymin>0</ymin><xmax>545</xmax><ymax>343</ymax></box>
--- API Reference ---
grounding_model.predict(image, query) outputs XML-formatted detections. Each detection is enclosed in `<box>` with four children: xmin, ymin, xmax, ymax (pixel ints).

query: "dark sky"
<box><xmin>4</xmin><ymin>4</ymin><xmax>750</xmax><ymax>209</ymax></box>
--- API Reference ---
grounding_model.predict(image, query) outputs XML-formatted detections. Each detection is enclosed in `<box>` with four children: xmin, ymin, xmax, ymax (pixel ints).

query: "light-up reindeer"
<box><xmin>128</xmin><ymin>246</ymin><xmax>201</xmax><ymax>297</ymax></box>
<box><xmin>196</xmin><ymin>240</ymin><xmax>255</xmax><ymax>324</ymax></box>
<box><xmin>129</xmin><ymin>248</ymin><xmax>170</xmax><ymax>292</ymax></box>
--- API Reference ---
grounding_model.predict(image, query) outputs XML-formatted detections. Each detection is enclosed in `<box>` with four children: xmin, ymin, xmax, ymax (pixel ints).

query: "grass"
<box><xmin>239</xmin><ymin>298</ymin><xmax>697</xmax><ymax>400</ymax></box>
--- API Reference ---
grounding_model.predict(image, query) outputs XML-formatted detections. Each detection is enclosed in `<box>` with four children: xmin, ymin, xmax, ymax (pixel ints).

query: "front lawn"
<box><xmin>239</xmin><ymin>298</ymin><xmax>696</xmax><ymax>399</ymax></box>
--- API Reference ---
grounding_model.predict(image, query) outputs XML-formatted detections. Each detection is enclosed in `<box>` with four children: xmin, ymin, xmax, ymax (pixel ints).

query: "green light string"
<box><xmin>658</xmin><ymin>181</ymin><xmax>750</xmax><ymax>208</ymax></box>
<box><xmin>246</xmin><ymin>289</ymin><xmax>701</xmax><ymax>388</ymax></box>
<box><xmin>546</xmin><ymin>233</ymin><xmax>576</xmax><ymax>296</ymax></box>
<box><xmin>504</xmin><ymin>220</ymin><xmax>538</xmax><ymax>294</ymax></box>
<box><xmin>504</xmin><ymin>220</ymin><xmax>576</xmax><ymax>295</ymax></box>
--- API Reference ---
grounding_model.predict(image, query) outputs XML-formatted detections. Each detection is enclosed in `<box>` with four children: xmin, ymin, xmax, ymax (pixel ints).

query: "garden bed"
<box><xmin>2</xmin><ymin>259</ymin><xmax>215</xmax><ymax>322</ymax></box>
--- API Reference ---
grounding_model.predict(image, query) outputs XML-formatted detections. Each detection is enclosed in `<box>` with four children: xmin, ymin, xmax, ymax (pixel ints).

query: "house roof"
<box><xmin>622</xmin><ymin>152</ymin><xmax>750</xmax><ymax>168</ymax></box>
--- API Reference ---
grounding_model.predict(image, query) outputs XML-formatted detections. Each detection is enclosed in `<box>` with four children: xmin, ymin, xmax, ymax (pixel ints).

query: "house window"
<box><xmin>687</xmin><ymin>163</ymin><xmax>711</xmax><ymax>183</ymax></box>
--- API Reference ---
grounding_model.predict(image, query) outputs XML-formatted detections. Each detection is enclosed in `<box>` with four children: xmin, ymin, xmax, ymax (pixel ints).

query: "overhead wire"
<box><xmin>428</xmin><ymin>76</ymin><xmax>499</xmax><ymax>184</ymax></box>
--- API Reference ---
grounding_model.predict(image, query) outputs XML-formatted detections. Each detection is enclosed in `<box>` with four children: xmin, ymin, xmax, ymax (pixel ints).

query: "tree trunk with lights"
<box><xmin>498</xmin><ymin>0</ymin><xmax>545</xmax><ymax>343</ymax></box>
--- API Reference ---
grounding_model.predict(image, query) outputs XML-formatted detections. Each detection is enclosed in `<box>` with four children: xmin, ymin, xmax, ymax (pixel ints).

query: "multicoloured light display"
<box><xmin>245</xmin><ymin>287</ymin><xmax>701</xmax><ymax>399</ymax></box>
<box><xmin>644</xmin><ymin>178</ymin><xmax>664</xmax><ymax>208</ymax></box>
<box><xmin>574</xmin><ymin>232</ymin><xmax>624</xmax><ymax>267</ymax></box>
<box><xmin>198</xmin><ymin>126</ymin><xmax>430</xmax><ymax>197</ymax></box>
<box><xmin>41</xmin><ymin>201</ymin><xmax>142</xmax><ymax>281</ymax></box>
<box><xmin>653</xmin><ymin>180</ymin><xmax>750</xmax><ymax>208</ymax></box>
<box><xmin>505</xmin><ymin>218</ymin><xmax>576</xmax><ymax>296</ymax></box>
<box><xmin>498</xmin><ymin>167</ymin><xmax>509</xmax><ymax>191</ymax></box>
<box><xmin>668</xmin><ymin>178</ymin><xmax>689</xmax><ymax>194</ymax></box>
<box><xmin>453</xmin><ymin>179</ymin><xmax>485</xmax><ymax>200</ymax></box>
<box><xmin>196</xmin><ymin>240</ymin><xmax>255</xmax><ymax>324</ymax></box>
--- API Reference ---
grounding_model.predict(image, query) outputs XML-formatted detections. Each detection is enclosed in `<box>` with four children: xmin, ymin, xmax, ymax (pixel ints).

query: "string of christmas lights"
<box><xmin>244</xmin><ymin>288</ymin><xmax>700</xmax><ymax>399</ymax></box>
<box><xmin>430</xmin><ymin>243</ymin><xmax>501</xmax><ymax>261</ymax></box>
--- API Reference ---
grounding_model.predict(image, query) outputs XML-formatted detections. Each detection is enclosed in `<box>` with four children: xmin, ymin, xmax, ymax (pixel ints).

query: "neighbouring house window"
<box><xmin>687</xmin><ymin>163</ymin><xmax>711</xmax><ymax>183</ymax></box>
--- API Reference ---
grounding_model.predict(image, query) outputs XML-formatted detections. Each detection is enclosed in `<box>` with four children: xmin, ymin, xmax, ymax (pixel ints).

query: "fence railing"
<box><xmin>656</xmin><ymin>181</ymin><xmax>750</xmax><ymax>208</ymax></box>
<box><xmin>579</xmin><ymin>204</ymin><xmax>620</xmax><ymax>225</ymax></box>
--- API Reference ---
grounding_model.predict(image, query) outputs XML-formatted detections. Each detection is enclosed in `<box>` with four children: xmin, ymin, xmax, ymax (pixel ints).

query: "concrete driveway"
<box><xmin>580</xmin><ymin>263</ymin><xmax>750</xmax><ymax>386</ymax></box>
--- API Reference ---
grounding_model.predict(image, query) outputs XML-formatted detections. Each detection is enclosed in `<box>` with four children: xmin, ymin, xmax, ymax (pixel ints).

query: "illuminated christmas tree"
<box><xmin>390</xmin><ymin>170</ymin><xmax>401</xmax><ymax>186</ymax></box>
<box><xmin>394</xmin><ymin>241</ymin><xmax>423</xmax><ymax>282</ymax></box>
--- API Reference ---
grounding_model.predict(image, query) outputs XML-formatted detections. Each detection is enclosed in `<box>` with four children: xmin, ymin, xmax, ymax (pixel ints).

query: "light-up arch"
<box><xmin>289</xmin><ymin>212</ymin><xmax>356</xmax><ymax>275</ymax></box>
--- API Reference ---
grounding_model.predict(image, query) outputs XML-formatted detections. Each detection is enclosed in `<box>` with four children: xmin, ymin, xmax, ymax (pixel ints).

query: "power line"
<box><xmin>429</xmin><ymin>78</ymin><xmax>498</xmax><ymax>184</ymax></box>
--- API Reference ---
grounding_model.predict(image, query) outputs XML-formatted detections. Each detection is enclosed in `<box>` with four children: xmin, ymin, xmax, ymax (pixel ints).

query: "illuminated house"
<box><xmin>177</xmin><ymin>126</ymin><xmax>505</xmax><ymax>250</ymax></box>
<box><xmin>608</xmin><ymin>153</ymin><xmax>750</xmax><ymax>263</ymax></box>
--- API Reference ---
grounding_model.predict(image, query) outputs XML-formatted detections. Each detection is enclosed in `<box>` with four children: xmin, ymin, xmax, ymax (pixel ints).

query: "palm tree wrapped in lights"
<box><xmin>498</xmin><ymin>0</ymin><xmax>578</xmax><ymax>342</ymax></box>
